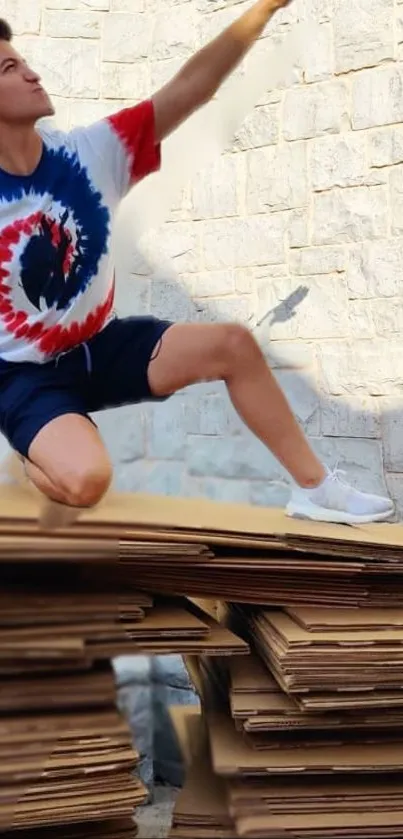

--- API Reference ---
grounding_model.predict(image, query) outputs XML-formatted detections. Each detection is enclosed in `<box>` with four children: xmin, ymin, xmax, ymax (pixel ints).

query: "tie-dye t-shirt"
<box><xmin>0</xmin><ymin>100</ymin><xmax>160</xmax><ymax>363</ymax></box>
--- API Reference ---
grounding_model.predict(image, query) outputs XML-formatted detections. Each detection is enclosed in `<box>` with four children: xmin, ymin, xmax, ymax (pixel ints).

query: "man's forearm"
<box><xmin>152</xmin><ymin>0</ymin><xmax>290</xmax><ymax>142</ymax></box>
<box><xmin>176</xmin><ymin>0</ymin><xmax>286</xmax><ymax>103</ymax></box>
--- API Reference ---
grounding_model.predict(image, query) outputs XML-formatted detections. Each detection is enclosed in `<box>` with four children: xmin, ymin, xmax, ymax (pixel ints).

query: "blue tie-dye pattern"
<box><xmin>0</xmin><ymin>145</ymin><xmax>111</xmax><ymax>311</ymax></box>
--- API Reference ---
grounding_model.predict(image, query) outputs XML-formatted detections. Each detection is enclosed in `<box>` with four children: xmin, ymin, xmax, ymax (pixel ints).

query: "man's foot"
<box><xmin>286</xmin><ymin>469</ymin><xmax>394</xmax><ymax>525</ymax></box>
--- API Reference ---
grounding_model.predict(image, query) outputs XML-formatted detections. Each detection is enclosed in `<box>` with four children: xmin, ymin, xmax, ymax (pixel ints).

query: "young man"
<box><xmin>0</xmin><ymin>2</ymin><xmax>394</xmax><ymax>526</ymax></box>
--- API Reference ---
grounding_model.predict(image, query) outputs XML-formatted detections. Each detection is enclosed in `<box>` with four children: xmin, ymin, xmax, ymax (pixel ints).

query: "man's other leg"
<box><xmin>147</xmin><ymin>323</ymin><xmax>393</xmax><ymax>523</ymax></box>
<box><xmin>148</xmin><ymin>323</ymin><xmax>324</xmax><ymax>488</ymax></box>
<box><xmin>24</xmin><ymin>414</ymin><xmax>112</xmax><ymax>526</ymax></box>
<box><xmin>27</xmin><ymin>413</ymin><xmax>112</xmax><ymax>506</ymax></box>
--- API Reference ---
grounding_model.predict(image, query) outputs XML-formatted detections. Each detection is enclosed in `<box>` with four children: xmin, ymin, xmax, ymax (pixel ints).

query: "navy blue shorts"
<box><xmin>0</xmin><ymin>316</ymin><xmax>173</xmax><ymax>458</ymax></box>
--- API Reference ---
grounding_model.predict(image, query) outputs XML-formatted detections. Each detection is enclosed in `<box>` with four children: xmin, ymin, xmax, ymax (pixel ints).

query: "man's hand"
<box><xmin>152</xmin><ymin>0</ymin><xmax>295</xmax><ymax>143</ymax></box>
<box><xmin>267</xmin><ymin>0</ymin><xmax>293</xmax><ymax>8</ymax></box>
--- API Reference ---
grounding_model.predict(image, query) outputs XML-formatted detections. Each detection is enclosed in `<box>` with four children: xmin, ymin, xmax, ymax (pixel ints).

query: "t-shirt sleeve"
<box><xmin>69</xmin><ymin>99</ymin><xmax>161</xmax><ymax>200</ymax></box>
<box><xmin>108</xmin><ymin>99</ymin><xmax>161</xmax><ymax>188</ymax></box>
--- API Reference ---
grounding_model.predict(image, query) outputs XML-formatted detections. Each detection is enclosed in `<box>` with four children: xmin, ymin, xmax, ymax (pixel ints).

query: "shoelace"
<box><xmin>326</xmin><ymin>467</ymin><xmax>349</xmax><ymax>488</ymax></box>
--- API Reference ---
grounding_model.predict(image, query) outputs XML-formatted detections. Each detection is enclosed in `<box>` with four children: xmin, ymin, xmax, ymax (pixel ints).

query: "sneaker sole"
<box><xmin>286</xmin><ymin>501</ymin><xmax>395</xmax><ymax>525</ymax></box>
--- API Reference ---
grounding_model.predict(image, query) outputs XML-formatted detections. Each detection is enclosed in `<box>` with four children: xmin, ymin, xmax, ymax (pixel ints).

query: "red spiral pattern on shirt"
<box><xmin>0</xmin><ymin>213</ymin><xmax>114</xmax><ymax>357</ymax></box>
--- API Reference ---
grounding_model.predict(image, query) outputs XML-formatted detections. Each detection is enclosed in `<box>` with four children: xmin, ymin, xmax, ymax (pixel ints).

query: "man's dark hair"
<box><xmin>0</xmin><ymin>19</ymin><xmax>12</xmax><ymax>42</ymax></box>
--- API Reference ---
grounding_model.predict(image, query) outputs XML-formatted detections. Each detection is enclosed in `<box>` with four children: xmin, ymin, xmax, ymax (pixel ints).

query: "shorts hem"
<box><xmin>12</xmin><ymin>409</ymin><xmax>94</xmax><ymax>460</ymax></box>
<box><xmin>143</xmin><ymin>319</ymin><xmax>174</xmax><ymax>402</ymax></box>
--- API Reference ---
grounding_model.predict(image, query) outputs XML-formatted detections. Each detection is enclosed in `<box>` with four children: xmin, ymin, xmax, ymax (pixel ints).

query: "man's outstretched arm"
<box><xmin>152</xmin><ymin>0</ymin><xmax>292</xmax><ymax>143</ymax></box>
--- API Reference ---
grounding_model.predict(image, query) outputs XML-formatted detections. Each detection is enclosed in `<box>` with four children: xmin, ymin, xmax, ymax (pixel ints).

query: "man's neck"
<box><xmin>0</xmin><ymin>124</ymin><xmax>43</xmax><ymax>176</ymax></box>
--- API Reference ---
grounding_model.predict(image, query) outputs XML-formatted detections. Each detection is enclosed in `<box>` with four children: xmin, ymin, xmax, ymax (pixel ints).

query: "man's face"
<box><xmin>0</xmin><ymin>41</ymin><xmax>54</xmax><ymax>126</ymax></box>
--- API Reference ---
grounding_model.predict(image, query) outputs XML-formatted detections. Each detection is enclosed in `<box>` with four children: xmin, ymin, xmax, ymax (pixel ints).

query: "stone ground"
<box><xmin>137</xmin><ymin>786</ymin><xmax>177</xmax><ymax>839</ymax></box>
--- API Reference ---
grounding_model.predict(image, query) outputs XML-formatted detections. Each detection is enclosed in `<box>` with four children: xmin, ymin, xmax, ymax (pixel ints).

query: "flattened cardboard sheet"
<box><xmin>173</xmin><ymin>756</ymin><xmax>230</xmax><ymax>827</ymax></box>
<box><xmin>229</xmin><ymin>655</ymin><xmax>280</xmax><ymax>694</ymax></box>
<box><xmin>235</xmin><ymin>808</ymin><xmax>403</xmax><ymax>838</ymax></box>
<box><xmin>0</xmin><ymin>659</ymin><xmax>92</xmax><ymax>677</ymax></box>
<box><xmin>169</xmin><ymin>833</ymin><xmax>235</xmax><ymax>838</ymax></box>
<box><xmin>0</xmin><ymin>818</ymin><xmax>138</xmax><ymax>839</ymax></box>
<box><xmin>0</xmin><ymin>599</ymin><xmax>248</xmax><ymax>667</ymax></box>
<box><xmin>0</xmin><ymin>709</ymin><xmax>130</xmax><ymax>746</ymax></box>
<box><xmin>242</xmin><ymin>728</ymin><xmax>403</xmax><ymax>750</ymax></box>
<box><xmin>170</xmin><ymin>715</ymin><xmax>231</xmax><ymax>834</ymax></box>
<box><xmin>0</xmin><ymin>534</ymin><xmax>211</xmax><ymax>563</ymax></box>
<box><xmin>263</xmin><ymin>609</ymin><xmax>403</xmax><ymax>646</ymax></box>
<box><xmin>207</xmin><ymin>710</ymin><xmax>403</xmax><ymax>776</ymax></box>
<box><xmin>169</xmin><ymin>705</ymin><xmax>203</xmax><ymax>768</ymax></box>
<box><xmin>228</xmin><ymin>774</ymin><xmax>403</xmax><ymax>813</ymax></box>
<box><xmin>3</xmin><ymin>484</ymin><xmax>403</xmax><ymax>556</ymax></box>
<box><xmin>0</xmin><ymin>665</ymin><xmax>116</xmax><ymax>712</ymax></box>
<box><xmin>131</xmin><ymin>565</ymin><xmax>403</xmax><ymax>609</ymax></box>
<box><xmin>297</xmin><ymin>690</ymin><xmax>403</xmax><ymax>711</ymax></box>
<box><xmin>76</xmin><ymin>492</ymin><xmax>403</xmax><ymax>553</ymax></box>
<box><xmin>107</xmin><ymin>603</ymin><xmax>209</xmax><ymax>637</ymax></box>
<box><xmin>249</xmin><ymin>610</ymin><xmax>403</xmax><ymax>695</ymax></box>
<box><xmin>286</xmin><ymin>607</ymin><xmax>403</xmax><ymax>632</ymax></box>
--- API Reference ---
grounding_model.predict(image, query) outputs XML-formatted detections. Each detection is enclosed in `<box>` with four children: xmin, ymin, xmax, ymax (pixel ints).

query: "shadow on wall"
<box><xmin>256</xmin><ymin>284</ymin><xmax>309</xmax><ymax>330</ymax></box>
<box><xmin>93</xmin><ymin>244</ymin><xmax>403</xmax><ymax>520</ymax></box>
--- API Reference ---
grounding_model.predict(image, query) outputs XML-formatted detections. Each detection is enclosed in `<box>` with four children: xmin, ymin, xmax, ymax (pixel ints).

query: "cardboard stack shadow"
<box><xmin>5</xmin><ymin>485</ymin><xmax>403</xmax><ymax>837</ymax></box>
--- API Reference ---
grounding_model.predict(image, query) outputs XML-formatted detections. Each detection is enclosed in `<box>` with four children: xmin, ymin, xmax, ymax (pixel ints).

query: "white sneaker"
<box><xmin>286</xmin><ymin>469</ymin><xmax>394</xmax><ymax>525</ymax></box>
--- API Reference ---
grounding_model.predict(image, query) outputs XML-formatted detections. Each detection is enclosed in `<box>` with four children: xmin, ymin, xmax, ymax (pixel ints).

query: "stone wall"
<box><xmin>3</xmin><ymin>0</ymin><xmax>403</xmax><ymax>511</ymax></box>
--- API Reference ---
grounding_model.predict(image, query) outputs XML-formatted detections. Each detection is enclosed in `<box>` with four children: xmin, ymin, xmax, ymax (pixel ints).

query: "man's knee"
<box><xmin>61</xmin><ymin>459</ymin><xmax>113</xmax><ymax>508</ymax></box>
<box><xmin>215</xmin><ymin>323</ymin><xmax>260</xmax><ymax>377</ymax></box>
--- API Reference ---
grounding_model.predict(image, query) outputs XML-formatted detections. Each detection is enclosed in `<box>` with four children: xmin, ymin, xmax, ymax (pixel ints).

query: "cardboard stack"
<box><xmin>4</xmin><ymin>483</ymin><xmax>403</xmax><ymax>605</ymax></box>
<box><xmin>169</xmin><ymin>624</ymin><xmax>403</xmax><ymax>839</ymax></box>
<box><xmin>5</xmin><ymin>485</ymin><xmax>403</xmax><ymax>837</ymax></box>
<box><xmin>130</xmin><ymin>507</ymin><xmax>403</xmax><ymax>608</ymax></box>
<box><xmin>249</xmin><ymin>606</ymin><xmax>403</xmax><ymax>703</ymax></box>
<box><xmin>0</xmin><ymin>487</ymin><xmax>249</xmax><ymax>838</ymax></box>
<box><xmin>132</xmin><ymin>500</ymin><xmax>403</xmax><ymax>839</ymax></box>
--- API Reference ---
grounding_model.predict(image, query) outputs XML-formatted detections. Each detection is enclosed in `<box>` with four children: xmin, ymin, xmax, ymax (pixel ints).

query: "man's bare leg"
<box><xmin>24</xmin><ymin>459</ymin><xmax>90</xmax><ymax>528</ymax></box>
<box><xmin>147</xmin><ymin>323</ymin><xmax>393</xmax><ymax>523</ymax></box>
<box><xmin>5</xmin><ymin>452</ymin><xmax>84</xmax><ymax>528</ymax></box>
<box><xmin>19</xmin><ymin>414</ymin><xmax>112</xmax><ymax>528</ymax></box>
<box><xmin>148</xmin><ymin>323</ymin><xmax>325</xmax><ymax>488</ymax></box>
